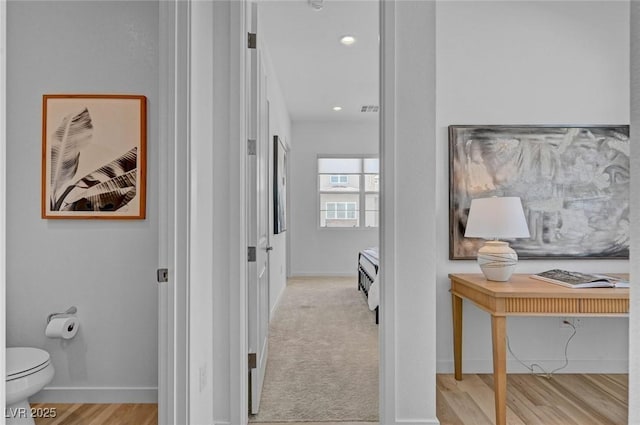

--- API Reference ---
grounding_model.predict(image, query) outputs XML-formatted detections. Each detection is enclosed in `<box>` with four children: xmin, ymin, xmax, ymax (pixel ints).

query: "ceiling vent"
<box><xmin>360</xmin><ymin>105</ymin><xmax>379</xmax><ymax>113</ymax></box>
<box><xmin>308</xmin><ymin>0</ymin><xmax>324</xmax><ymax>11</ymax></box>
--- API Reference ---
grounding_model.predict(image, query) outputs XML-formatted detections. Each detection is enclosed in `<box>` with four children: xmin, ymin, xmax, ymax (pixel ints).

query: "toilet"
<box><xmin>5</xmin><ymin>347</ymin><xmax>55</xmax><ymax>425</ymax></box>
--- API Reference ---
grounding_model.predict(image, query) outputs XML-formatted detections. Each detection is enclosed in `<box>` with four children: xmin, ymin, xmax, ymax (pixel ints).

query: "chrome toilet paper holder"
<box><xmin>47</xmin><ymin>306</ymin><xmax>77</xmax><ymax>324</ymax></box>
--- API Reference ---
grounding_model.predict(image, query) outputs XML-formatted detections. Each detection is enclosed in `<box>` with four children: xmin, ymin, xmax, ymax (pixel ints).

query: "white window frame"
<box><xmin>318</xmin><ymin>155</ymin><xmax>379</xmax><ymax>229</ymax></box>
<box><xmin>329</xmin><ymin>175</ymin><xmax>348</xmax><ymax>185</ymax></box>
<box><xmin>326</xmin><ymin>201</ymin><xmax>357</xmax><ymax>220</ymax></box>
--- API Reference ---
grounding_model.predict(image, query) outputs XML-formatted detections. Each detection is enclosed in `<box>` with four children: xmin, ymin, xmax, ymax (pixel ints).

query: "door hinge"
<box><xmin>248</xmin><ymin>139</ymin><xmax>257</xmax><ymax>155</ymax></box>
<box><xmin>248</xmin><ymin>246</ymin><xmax>256</xmax><ymax>262</ymax></box>
<box><xmin>248</xmin><ymin>352</ymin><xmax>257</xmax><ymax>369</ymax></box>
<box><xmin>157</xmin><ymin>268</ymin><xmax>169</xmax><ymax>283</ymax></box>
<box><xmin>248</xmin><ymin>32</ymin><xmax>257</xmax><ymax>49</ymax></box>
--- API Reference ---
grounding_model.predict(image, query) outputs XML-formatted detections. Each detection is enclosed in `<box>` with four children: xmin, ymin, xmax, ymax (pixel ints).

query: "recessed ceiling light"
<box><xmin>340</xmin><ymin>35</ymin><xmax>356</xmax><ymax>46</ymax></box>
<box><xmin>332</xmin><ymin>106</ymin><xmax>343</xmax><ymax>111</ymax></box>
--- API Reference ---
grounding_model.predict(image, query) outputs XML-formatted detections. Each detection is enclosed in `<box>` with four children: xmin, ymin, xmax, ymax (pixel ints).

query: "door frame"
<box><xmin>379</xmin><ymin>1</ymin><xmax>395</xmax><ymax>421</ymax></box>
<box><xmin>1</xmin><ymin>0</ymin><xmax>7</xmax><ymax>416</ymax></box>
<box><xmin>158</xmin><ymin>1</ymin><xmax>249</xmax><ymax>424</ymax></box>
<box><xmin>158</xmin><ymin>1</ymin><xmax>190</xmax><ymax>424</ymax></box>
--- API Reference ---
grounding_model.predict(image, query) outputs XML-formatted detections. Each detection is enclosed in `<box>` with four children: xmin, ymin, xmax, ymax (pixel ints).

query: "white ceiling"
<box><xmin>259</xmin><ymin>0</ymin><xmax>379</xmax><ymax>121</ymax></box>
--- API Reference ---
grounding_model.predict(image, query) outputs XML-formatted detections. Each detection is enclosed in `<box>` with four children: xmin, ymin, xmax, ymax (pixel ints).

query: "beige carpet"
<box><xmin>250</xmin><ymin>276</ymin><xmax>379</xmax><ymax>423</ymax></box>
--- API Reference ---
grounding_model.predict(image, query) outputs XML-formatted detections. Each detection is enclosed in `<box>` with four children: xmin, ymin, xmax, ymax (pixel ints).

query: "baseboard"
<box><xmin>30</xmin><ymin>386</ymin><xmax>158</xmax><ymax>403</ymax></box>
<box><xmin>289</xmin><ymin>272</ymin><xmax>357</xmax><ymax>278</ymax></box>
<box><xmin>394</xmin><ymin>419</ymin><xmax>441</xmax><ymax>425</ymax></box>
<box><xmin>437</xmin><ymin>359</ymin><xmax>629</xmax><ymax>374</ymax></box>
<box><xmin>270</xmin><ymin>283</ymin><xmax>285</xmax><ymax>320</ymax></box>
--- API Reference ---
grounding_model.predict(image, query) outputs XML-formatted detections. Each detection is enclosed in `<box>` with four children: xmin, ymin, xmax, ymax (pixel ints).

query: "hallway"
<box><xmin>249</xmin><ymin>276</ymin><xmax>378</xmax><ymax>423</ymax></box>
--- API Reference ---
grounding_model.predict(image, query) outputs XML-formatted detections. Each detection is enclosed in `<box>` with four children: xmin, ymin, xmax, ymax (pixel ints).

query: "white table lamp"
<box><xmin>464</xmin><ymin>196</ymin><xmax>530</xmax><ymax>282</ymax></box>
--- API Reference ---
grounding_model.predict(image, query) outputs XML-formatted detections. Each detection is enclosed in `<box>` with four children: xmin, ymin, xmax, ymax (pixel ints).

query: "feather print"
<box><xmin>49</xmin><ymin>108</ymin><xmax>93</xmax><ymax>208</ymax></box>
<box><xmin>55</xmin><ymin>147</ymin><xmax>138</xmax><ymax>212</ymax></box>
<box><xmin>62</xmin><ymin>187</ymin><xmax>136</xmax><ymax>212</ymax></box>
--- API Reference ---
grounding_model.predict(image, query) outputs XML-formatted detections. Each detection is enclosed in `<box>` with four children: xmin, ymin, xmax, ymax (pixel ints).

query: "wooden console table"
<box><xmin>449</xmin><ymin>273</ymin><xmax>629</xmax><ymax>425</ymax></box>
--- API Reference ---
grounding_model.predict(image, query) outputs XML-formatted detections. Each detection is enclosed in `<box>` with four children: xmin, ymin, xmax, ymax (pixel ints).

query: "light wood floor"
<box><xmin>32</xmin><ymin>373</ymin><xmax>628</xmax><ymax>425</ymax></box>
<box><xmin>438</xmin><ymin>374</ymin><xmax>628</xmax><ymax>425</ymax></box>
<box><xmin>31</xmin><ymin>403</ymin><xmax>157</xmax><ymax>425</ymax></box>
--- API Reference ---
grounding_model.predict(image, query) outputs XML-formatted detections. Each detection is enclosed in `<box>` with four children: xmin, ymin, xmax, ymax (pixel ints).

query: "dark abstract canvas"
<box><xmin>274</xmin><ymin>135</ymin><xmax>287</xmax><ymax>234</ymax></box>
<box><xmin>449</xmin><ymin>125</ymin><xmax>629</xmax><ymax>259</ymax></box>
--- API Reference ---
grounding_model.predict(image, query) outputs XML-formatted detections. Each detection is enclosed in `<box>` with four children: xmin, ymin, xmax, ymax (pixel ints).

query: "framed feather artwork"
<box><xmin>41</xmin><ymin>94</ymin><xmax>147</xmax><ymax>219</ymax></box>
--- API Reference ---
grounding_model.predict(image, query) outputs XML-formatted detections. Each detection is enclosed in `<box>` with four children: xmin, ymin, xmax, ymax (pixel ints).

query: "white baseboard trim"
<box><xmin>30</xmin><ymin>386</ymin><xmax>158</xmax><ymax>403</ymax></box>
<box><xmin>289</xmin><ymin>272</ymin><xmax>357</xmax><ymax>278</ymax></box>
<box><xmin>270</xmin><ymin>284</ymin><xmax>285</xmax><ymax>320</ymax></box>
<box><xmin>437</xmin><ymin>359</ymin><xmax>629</xmax><ymax>374</ymax></box>
<box><xmin>394</xmin><ymin>419</ymin><xmax>441</xmax><ymax>425</ymax></box>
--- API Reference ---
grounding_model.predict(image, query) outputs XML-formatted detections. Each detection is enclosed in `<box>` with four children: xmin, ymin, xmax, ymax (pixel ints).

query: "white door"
<box><xmin>247</xmin><ymin>2</ymin><xmax>271</xmax><ymax>415</ymax></box>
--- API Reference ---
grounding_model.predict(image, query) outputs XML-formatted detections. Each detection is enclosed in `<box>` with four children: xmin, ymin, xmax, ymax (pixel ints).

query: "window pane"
<box><xmin>364</xmin><ymin>174</ymin><xmax>379</xmax><ymax>192</ymax></box>
<box><xmin>365</xmin><ymin>211</ymin><xmax>379</xmax><ymax>227</ymax></box>
<box><xmin>365</xmin><ymin>194</ymin><xmax>379</xmax><ymax>227</ymax></box>
<box><xmin>320</xmin><ymin>194</ymin><xmax>359</xmax><ymax>227</ymax></box>
<box><xmin>319</xmin><ymin>174</ymin><xmax>360</xmax><ymax>192</ymax></box>
<box><xmin>326</xmin><ymin>202</ymin><xmax>337</xmax><ymax>219</ymax></box>
<box><xmin>318</xmin><ymin>158</ymin><xmax>362</xmax><ymax>174</ymax></box>
<box><xmin>318</xmin><ymin>157</ymin><xmax>378</xmax><ymax>229</ymax></box>
<box><xmin>329</xmin><ymin>175</ymin><xmax>349</xmax><ymax>184</ymax></box>
<box><xmin>364</xmin><ymin>158</ymin><xmax>379</xmax><ymax>173</ymax></box>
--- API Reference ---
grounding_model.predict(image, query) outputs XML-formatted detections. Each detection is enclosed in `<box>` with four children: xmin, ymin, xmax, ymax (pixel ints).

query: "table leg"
<box><xmin>491</xmin><ymin>315</ymin><xmax>507</xmax><ymax>425</ymax></box>
<box><xmin>452</xmin><ymin>293</ymin><xmax>463</xmax><ymax>381</ymax></box>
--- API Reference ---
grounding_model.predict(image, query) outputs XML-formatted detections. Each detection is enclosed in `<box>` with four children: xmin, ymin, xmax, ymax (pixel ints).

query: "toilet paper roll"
<box><xmin>45</xmin><ymin>317</ymin><xmax>79</xmax><ymax>339</ymax></box>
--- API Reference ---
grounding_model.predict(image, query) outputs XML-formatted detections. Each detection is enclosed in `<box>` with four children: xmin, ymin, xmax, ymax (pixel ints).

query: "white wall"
<box><xmin>289</xmin><ymin>120</ymin><xmax>378</xmax><ymax>276</ymax></box>
<box><xmin>436</xmin><ymin>1</ymin><xmax>630</xmax><ymax>373</ymax></box>
<box><xmin>379</xmin><ymin>1</ymin><xmax>438</xmax><ymax>422</ymax></box>
<box><xmin>6</xmin><ymin>1</ymin><xmax>158</xmax><ymax>402</ymax></box>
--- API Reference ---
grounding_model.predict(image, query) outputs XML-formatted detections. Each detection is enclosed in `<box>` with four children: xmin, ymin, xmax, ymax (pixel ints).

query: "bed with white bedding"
<box><xmin>358</xmin><ymin>247</ymin><xmax>379</xmax><ymax>324</ymax></box>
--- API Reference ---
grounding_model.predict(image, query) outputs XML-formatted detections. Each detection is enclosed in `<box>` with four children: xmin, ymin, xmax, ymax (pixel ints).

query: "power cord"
<box><xmin>506</xmin><ymin>319</ymin><xmax>577</xmax><ymax>379</ymax></box>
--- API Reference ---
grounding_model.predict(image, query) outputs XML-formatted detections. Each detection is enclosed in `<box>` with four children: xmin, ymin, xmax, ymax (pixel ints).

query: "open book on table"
<box><xmin>531</xmin><ymin>269</ymin><xmax>629</xmax><ymax>289</ymax></box>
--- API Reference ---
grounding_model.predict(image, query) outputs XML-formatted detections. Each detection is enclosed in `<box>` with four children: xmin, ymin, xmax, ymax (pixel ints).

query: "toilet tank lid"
<box><xmin>6</xmin><ymin>347</ymin><xmax>50</xmax><ymax>377</ymax></box>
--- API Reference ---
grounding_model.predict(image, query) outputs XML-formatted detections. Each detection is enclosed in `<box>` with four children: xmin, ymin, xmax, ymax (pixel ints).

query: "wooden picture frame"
<box><xmin>42</xmin><ymin>94</ymin><xmax>147</xmax><ymax>219</ymax></box>
<box><xmin>273</xmin><ymin>135</ymin><xmax>287</xmax><ymax>234</ymax></box>
<box><xmin>449</xmin><ymin>125</ymin><xmax>630</xmax><ymax>259</ymax></box>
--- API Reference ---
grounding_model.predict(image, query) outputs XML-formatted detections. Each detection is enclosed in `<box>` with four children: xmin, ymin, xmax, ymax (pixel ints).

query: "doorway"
<box><xmin>246</xmin><ymin>1</ymin><xmax>380</xmax><ymax>422</ymax></box>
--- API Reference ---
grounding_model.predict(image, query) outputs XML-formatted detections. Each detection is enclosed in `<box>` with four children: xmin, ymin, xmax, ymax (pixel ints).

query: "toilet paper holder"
<box><xmin>47</xmin><ymin>306</ymin><xmax>77</xmax><ymax>324</ymax></box>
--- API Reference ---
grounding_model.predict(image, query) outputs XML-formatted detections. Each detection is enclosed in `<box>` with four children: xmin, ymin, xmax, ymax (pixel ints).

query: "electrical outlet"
<box><xmin>560</xmin><ymin>317</ymin><xmax>583</xmax><ymax>328</ymax></box>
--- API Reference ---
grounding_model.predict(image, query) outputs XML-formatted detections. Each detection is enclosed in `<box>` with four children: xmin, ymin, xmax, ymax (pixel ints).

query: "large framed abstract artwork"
<box><xmin>449</xmin><ymin>125</ymin><xmax>630</xmax><ymax>260</ymax></box>
<box><xmin>42</xmin><ymin>94</ymin><xmax>147</xmax><ymax>219</ymax></box>
<box><xmin>273</xmin><ymin>135</ymin><xmax>288</xmax><ymax>234</ymax></box>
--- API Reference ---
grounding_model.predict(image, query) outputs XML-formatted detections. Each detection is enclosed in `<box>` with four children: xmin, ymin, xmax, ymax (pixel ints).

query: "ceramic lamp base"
<box><xmin>477</xmin><ymin>240</ymin><xmax>518</xmax><ymax>282</ymax></box>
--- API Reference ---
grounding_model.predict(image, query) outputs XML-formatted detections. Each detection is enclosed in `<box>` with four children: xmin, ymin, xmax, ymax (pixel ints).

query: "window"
<box><xmin>326</xmin><ymin>202</ymin><xmax>357</xmax><ymax>219</ymax></box>
<box><xmin>318</xmin><ymin>157</ymin><xmax>379</xmax><ymax>228</ymax></box>
<box><xmin>329</xmin><ymin>175</ymin><xmax>349</xmax><ymax>185</ymax></box>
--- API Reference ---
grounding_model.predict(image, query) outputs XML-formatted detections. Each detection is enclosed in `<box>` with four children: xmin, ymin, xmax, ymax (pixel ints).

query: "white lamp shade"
<box><xmin>464</xmin><ymin>197</ymin><xmax>530</xmax><ymax>239</ymax></box>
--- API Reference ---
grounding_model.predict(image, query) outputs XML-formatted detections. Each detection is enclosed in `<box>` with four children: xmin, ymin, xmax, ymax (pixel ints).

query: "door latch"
<box><xmin>157</xmin><ymin>268</ymin><xmax>169</xmax><ymax>283</ymax></box>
